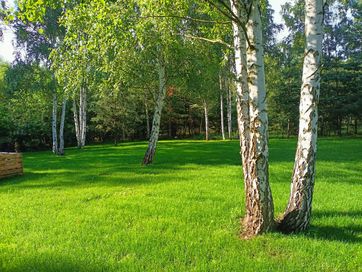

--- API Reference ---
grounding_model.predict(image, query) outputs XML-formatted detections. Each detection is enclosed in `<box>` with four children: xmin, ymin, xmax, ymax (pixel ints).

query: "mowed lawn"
<box><xmin>0</xmin><ymin>138</ymin><xmax>361</xmax><ymax>271</ymax></box>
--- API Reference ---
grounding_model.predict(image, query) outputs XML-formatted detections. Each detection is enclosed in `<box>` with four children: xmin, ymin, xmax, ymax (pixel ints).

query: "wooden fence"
<box><xmin>0</xmin><ymin>153</ymin><xmax>23</xmax><ymax>179</ymax></box>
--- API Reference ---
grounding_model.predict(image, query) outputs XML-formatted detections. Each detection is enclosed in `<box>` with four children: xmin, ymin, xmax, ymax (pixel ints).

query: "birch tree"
<box><xmin>279</xmin><ymin>0</ymin><xmax>324</xmax><ymax>232</ymax></box>
<box><xmin>143</xmin><ymin>55</ymin><xmax>167</xmax><ymax>164</ymax></box>
<box><xmin>72</xmin><ymin>87</ymin><xmax>87</xmax><ymax>148</ymax></box>
<box><xmin>220</xmin><ymin>0</ymin><xmax>275</xmax><ymax>236</ymax></box>
<box><xmin>138</xmin><ymin>0</ymin><xmax>196</xmax><ymax>164</ymax></box>
<box><xmin>58</xmin><ymin>100</ymin><xmax>67</xmax><ymax>155</ymax></box>
<box><xmin>226</xmin><ymin>79</ymin><xmax>232</xmax><ymax>138</ymax></box>
<box><xmin>51</xmin><ymin>87</ymin><xmax>67</xmax><ymax>155</ymax></box>
<box><xmin>13</xmin><ymin>0</ymin><xmax>69</xmax><ymax>155</ymax></box>
<box><xmin>51</xmin><ymin>88</ymin><xmax>58</xmax><ymax>154</ymax></box>
<box><xmin>219</xmin><ymin>74</ymin><xmax>226</xmax><ymax>140</ymax></box>
<box><xmin>244</xmin><ymin>0</ymin><xmax>274</xmax><ymax>235</ymax></box>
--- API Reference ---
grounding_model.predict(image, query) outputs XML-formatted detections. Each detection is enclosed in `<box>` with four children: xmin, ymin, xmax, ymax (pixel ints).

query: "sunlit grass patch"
<box><xmin>0</xmin><ymin>138</ymin><xmax>361</xmax><ymax>271</ymax></box>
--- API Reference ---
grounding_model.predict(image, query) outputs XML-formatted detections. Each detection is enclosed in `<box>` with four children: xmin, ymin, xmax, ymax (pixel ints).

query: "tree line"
<box><xmin>0</xmin><ymin>0</ymin><xmax>360</xmax><ymax>153</ymax></box>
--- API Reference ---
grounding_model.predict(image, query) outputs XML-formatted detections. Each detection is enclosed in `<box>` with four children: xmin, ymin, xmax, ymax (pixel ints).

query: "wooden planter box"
<box><xmin>0</xmin><ymin>153</ymin><xmax>23</xmax><ymax>179</ymax></box>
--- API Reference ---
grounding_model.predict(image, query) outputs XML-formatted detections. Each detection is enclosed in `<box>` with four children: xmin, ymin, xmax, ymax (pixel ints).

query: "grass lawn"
<box><xmin>0</xmin><ymin>138</ymin><xmax>361</xmax><ymax>271</ymax></box>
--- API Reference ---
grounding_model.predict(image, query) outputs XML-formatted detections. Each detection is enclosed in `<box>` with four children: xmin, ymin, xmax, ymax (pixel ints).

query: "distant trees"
<box><xmin>8</xmin><ymin>0</ymin><xmax>69</xmax><ymax>155</ymax></box>
<box><xmin>268</xmin><ymin>0</ymin><xmax>362</xmax><ymax>137</ymax></box>
<box><xmin>3</xmin><ymin>0</ymin><xmax>358</xmax><ymax>153</ymax></box>
<box><xmin>0</xmin><ymin>62</ymin><xmax>53</xmax><ymax>151</ymax></box>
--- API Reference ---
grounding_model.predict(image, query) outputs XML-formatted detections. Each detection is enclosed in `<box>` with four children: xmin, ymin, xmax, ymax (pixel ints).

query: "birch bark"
<box><xmin>230</xmin><ymin>0</ymin><xmax>267</xmax><ymax>237</ymax></box>
<box><xmin>79</xmin><ymin>87</ymin><xmax>87</xmax><ymax>147</ymax></box>
<box><xmin>230</xmin><ymin>0</ymin><xmax>250</xmax><ymax>173</ymax></box>
<box><xmin>52</xmin><ymin>90</ymin><xmax>58</xmax><ymax>154</ymax></box>
<box><xmin>73</xmin><ymin>100</ymin><xmax>81</xmax><ymax>148</ymax></box>
<box><xmin>219</xmin><ymin>75</ymin><xmax>226</xmax><ymax>140</ymax></box>
<box><xmin>279</xmin><ymin>0</ymin><xmax>323</xmax><ymax>232</ymax></box>
<box><xmin>227</xmin><ymin>84</ymin><xmax>232</xmax><ymax>139</ymax></box>
<box><xmin>58</xmin><ymin>99</ymin><xmax>67</xmax><ymax>155</ymax></box>
<box><xmin>244</xmin><ymin>0</ymin><xmax>274</xmax><ymax>236</ymax></box>
<box><xmin>143</xmin><ymin>56</ymin><xmax>167</xmax><ymax>165</ymax></box>
<box><xmin>145</xmin><ymin>101</ymin><xmax>150</xmax><ymax>139</ymax></box>
<box><xmin>204</xmin><ymin>100</ymin><xmax>209</xmax><ymax>141</ymax></box>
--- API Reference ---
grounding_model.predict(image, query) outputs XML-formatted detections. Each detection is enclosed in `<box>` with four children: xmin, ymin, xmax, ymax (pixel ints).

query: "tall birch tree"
<box><xmin>279</xmin><ymin>0</ymin><xmax>324</xmax><ymax>232</ymax></box>
<box><xmin>224</xmin><ymin>0</ymin><xmax>275</xmax><ymax>236</ymax></box>
<box><xmin>219</xmin><ymin>74</ymin><xmax>226</xmax><ymax>140</ymax></box>
<box><xmin>11</xmin><ymin>2</ymin><xmax>68</xmax><ymax>155</ymax></box>
<box><xmin>143</xmin><ymin>54</ymin><xmax>167</xmax><ymax>164</ymax></box>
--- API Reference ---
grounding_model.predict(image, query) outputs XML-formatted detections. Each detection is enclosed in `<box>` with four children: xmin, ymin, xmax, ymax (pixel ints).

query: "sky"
<box><xmin>0</xmin><ymin>0</ymin><xmax>288</xmax><ymax>63</ymax></box>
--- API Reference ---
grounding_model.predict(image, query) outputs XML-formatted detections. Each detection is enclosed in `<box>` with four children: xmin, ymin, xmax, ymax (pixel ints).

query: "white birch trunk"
<box><xmin>58</xmin><ymin>99</ymin><xmax>67</xmax><ymax>155</ymax></box>
<box><xmin>231</xmin><ymin>0</ymin><xmax>274</xmax><ymax>237</ymax></box>
<box><xmin>279</xmin><ymin>0</ymin><xmax>323</xmax><ymax>232</ymax></box>
<box><xmin>143</xmin><ymin>56</ymin><xmax>167</xmax><ymax>165</ymax></box>
<box><xmin>230</xmin><ymin>0</ymin><xmax>250</xmax><ymax>167</ymax></box>
<box><xmin>73</xmin><ymin>100</ymin><xmax>81</xmax><ymax>148</ymax></box>
<box><xmin>219</xmin><ymin>74</ymin><xmax>226</xmax><ymax>140</ymax></box>
<box><xmin>204</xmin><ymin>100</ymin><xmax>209</xmax><ymax>141</ymax></box>
<box><xmin>145</xmin><ymin>101</ymin><xmax>150</xmax><ymax>139</ymax></box>
<box><xmin>52</xmin><ymin>91</ymin><xmax>58</xmax><ymax>154</ymax></box>
<box><xmin>227</xmin><ymin>84</ymin><xmax>232</xmax><ymax>139</ymax></box>
<box><xmin>78</xmin><ymin>91</ymin><xmax>83</xmax><ymax>146</ymax></box>
<box><xmin>244</xmin><ymin>0</ymin><xmax>274</xmax><ymax>236</ymax></box>
<box><xmin>79</xmin><ymin>87</ymin><xmax>87</xmax><ymax>147</ymax></box>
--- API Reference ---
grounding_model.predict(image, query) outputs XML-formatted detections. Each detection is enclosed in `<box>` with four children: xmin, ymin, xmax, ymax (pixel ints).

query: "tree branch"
<box><xmin>183</xmin><ymin>34</ymin><xmax>232</xmax><ymax>49</ymax></box>
<box><xmin>139</xmin><ymin>15</ymin><xmax>229</xmax><ymax>25</ymax></box>
<box><xmin>202</xmin><ymin>0</ymin><xmax>252</xmax><ymax>48</ymax></box>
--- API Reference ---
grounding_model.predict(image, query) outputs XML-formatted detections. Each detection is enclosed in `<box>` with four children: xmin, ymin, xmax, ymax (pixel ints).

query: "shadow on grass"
<box><xmin>287</xmin><ymin>210</ymin><xmax>362</xmax><ymax>244</ymax></box>
<box><xmin>6</xmin><ymin>254</ymin><xmax>103</xmax><ymax>272</ymax></box>
<box><xmin>0</xmin><ymin>139</ymin><xmax>361</xmax><ymax>190</ymax></box>
<box><xmin>306</xmin><ymin>224</ymin><xmax>362</xmax><ymax>243</ymax></box>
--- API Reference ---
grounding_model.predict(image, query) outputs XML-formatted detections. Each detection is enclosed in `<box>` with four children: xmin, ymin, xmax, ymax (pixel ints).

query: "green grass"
<box><xmin>0</xmin><ymin>138</ymin><xmax>361</xmax><ymax>271</ymax></box>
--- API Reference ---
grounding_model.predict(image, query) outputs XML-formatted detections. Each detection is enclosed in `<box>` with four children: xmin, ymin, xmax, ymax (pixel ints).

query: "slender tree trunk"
<box><xmin>143</xmin><ymin>56</ymin><xmax>167</xmax><ymax>165</ymax></box>
<box><xmin>227</xmin><ymin>84</ymin><xmax>232</xmax><ymax>139</ymax></box>
<box><xmin>232</xmin><ymin>0</ymin><xmax>274</xmax><ymax>237</ymax></box>
<box><xmin>58</xmin><ymin>99</ymin><xmax>67</xmax><ymax>155</ymax></box>
<box><xmin>52</xmin><ymin>91</ymin><xmax>58</xmax><ymax>154</ymax></box>
<box><xmin>145</xmin><ymin>101</ymin><xmax>150</xmax><ymax>139</ymax></box>
<box><xmin>279</xmin><ymin>0</ymin><xmax>323</xmax><ymax>233</ymax></box>
<box><xmin>204</xmin><ymin>100</ymin><xmax>209</xmax><ymax>141</ymax></box>
<box><xmin>72</xmin><ymin>100</ymin><xmax>81</xmax><ymax>148</ymax></box>
<box><xmin>220</xmin><ymin>75</ymin><xmax>226</xmax><ymax>140</ymax></box>
<box><xmin>244</xmin><ymin>0</ymin><xmax>274</xmax><ymax>236</ymax></box>
<box><xmin>230</xmin><ymin>0</ymin><xmax>254</xmax><ymax>236</ymax></box>
<box><xmin>199</xmin><ymin>117</ymin><xmax>203</xmax><ymax>134</ymax></box>
<box><xmin>79</xmin><ymin>87</ymin><xmax>87</xmax><ymax>147</ymax></box>
<box><xmin>230</xmin><ymin>0</ymin><xmax>250</xmax><ymax>172</ymax></box>
<box><xmin>79</xmin><ymin>90</ymin><xmax>84</xmax><ymax>145</ymax></box>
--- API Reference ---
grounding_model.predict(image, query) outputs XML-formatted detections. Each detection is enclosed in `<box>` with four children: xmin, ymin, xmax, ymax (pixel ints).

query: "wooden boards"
<box><xmin>0</xmin><ymin>153</ymin><xmax>23</xmax><ymax>179</ymax></box>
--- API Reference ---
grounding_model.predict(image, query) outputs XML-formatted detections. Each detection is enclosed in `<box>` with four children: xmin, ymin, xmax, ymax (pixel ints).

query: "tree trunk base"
<box><xmin>277</xmin><ymin>209</ymin><xmax>311</xmax><ymax>233</ymax></box>
<box><xmin>240</xmin><ymin>215</ymin><xmax>275</xmax><ymax>238</ymax></box>
<box><xmin>142</xmin><ymin>147</ymin><xmax>155</xmax><ymax>165</ymax></box>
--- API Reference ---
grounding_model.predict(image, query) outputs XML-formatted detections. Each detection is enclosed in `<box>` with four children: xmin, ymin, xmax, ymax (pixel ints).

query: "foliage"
<box><xmin>0</xmin><ymin>0</ymin><xmax>361</xmax><ymax>151</ymax></box>
<box><xmin>0</xmin><ymin>62</ymin><xmax>52</xmax><ymax>150</ymax></box>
